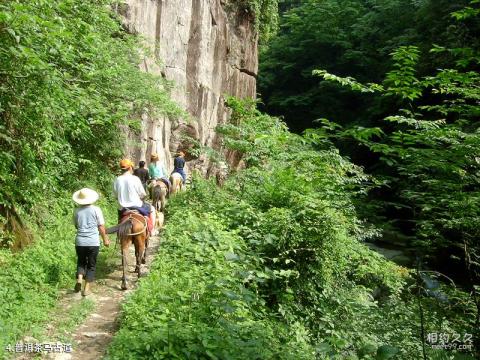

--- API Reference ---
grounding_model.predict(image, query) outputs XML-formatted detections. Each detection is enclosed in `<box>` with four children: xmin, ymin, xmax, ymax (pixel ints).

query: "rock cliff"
<box><xmin>117</xmin><ymin>0</ymin><xmax>258</xmax><ymax>174</ymax></box>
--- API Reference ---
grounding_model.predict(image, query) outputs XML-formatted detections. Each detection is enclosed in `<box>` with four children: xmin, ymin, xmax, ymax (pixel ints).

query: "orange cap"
<box><xmin>119</xmin><ymin>159</ymin><xmax>134</xmax><ymax>169</ymax></box>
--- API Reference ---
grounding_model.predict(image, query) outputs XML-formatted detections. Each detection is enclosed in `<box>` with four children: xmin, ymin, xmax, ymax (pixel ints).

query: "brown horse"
<box><xmin>109</xmin><ymin>212</ymin><xmax>149</xmax><ymax>290</ymax></box>
<box><xmin>169</xmin><ymin>172</ymin><xmax>183</xmax><ymax>195</ymax></box>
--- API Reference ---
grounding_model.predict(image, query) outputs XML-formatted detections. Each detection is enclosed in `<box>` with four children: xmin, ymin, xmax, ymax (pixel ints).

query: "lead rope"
<box><xmin>128</xmin><ymin>214</ymin><xmax>148</xmax><ymax>236</ymax></box>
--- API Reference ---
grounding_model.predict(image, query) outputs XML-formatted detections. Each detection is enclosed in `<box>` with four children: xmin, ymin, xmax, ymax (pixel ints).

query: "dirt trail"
<box><xmin>68</xmin><ymin>235</ymin><xmax>161</xmax><ymax>360</ymax></box>
<box><xmin>18</xmin><ymin>234</ymin><xmax>162</xmax><ymax>360</ymax></box>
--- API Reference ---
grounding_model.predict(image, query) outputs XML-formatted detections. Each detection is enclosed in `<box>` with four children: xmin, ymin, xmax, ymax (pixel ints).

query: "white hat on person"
<box><xmin>72</xmin><ymin>188</ymin><xmax>99</xmax><ymax>205</ymax></box>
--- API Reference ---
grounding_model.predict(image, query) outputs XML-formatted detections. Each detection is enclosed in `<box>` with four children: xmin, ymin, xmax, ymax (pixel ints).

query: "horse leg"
<box><xmin>160</xmin><ymin>189</ymin><xmax>166</xmax><ymax>212</ymax></box>
<box><xmin>136</xmin><ymin>236</ymin><xmax>146</xmax><ymax>277</ymax></box>
<box><xmin>121</xmin><ymin>246</ymin><xmax>128</xmax><ymax>290</ymax></box>
<box><xmin>142</xmin><ymin>230</ymin><xmax>149</xmax><ymax>264</ymax></box>
<box><xmin>156</xmin><ymin>210</ymin><xmax>164</xmax><ymax>231</ymax></box>
<box><xmin>134</xmin><ymin>240</ymin><xmax>140</xmax><ymax>275</ymax></box>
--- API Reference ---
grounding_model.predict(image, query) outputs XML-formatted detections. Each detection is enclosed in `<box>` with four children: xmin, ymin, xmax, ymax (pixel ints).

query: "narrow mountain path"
<box><xmin>17</xmin><ymin>234</ymin><xmax>162</xmax><ymax>360</ymax></box>
<box><xmin>66</xmin><ymin>234</ymin><xmax>161</xmax><ymax>360</ymax></box>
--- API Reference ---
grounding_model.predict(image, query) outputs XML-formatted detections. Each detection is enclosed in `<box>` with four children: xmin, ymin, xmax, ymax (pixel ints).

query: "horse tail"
<box><xmin>117</xmin><ymin>219</ymin><xmax>133</xmax><ymax>242</ymax></box>
<box><xmin>152</xmin><ymin>185</ymin><xmax>161</xmax><ymax>211</ymax></box>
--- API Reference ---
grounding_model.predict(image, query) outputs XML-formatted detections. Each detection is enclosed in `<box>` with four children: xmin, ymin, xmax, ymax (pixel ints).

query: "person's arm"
<box><xmin>73</xmin><ymin>210</ymin><xmax>78</xmax><ymax>229</ymax></box>
<box><xmin>95</xmin><ymin>207</ymin><xmax>110</xmax><ymax>246</ymax></box>
<box><xmin>98</xmin><ymin>225</ymin><xmax>110</xmax><ymax>247</ymax></box>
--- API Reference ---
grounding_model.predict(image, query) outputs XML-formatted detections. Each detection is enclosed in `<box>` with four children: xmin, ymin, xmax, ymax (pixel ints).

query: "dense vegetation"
<box><xmin>259</xmin><ymin>0</ymin><xmax>480</xmax><ymax>321</ymax></box>
<box><xmin>1</xmin><ymin>0</ymin><xmax>478</xmax><ymax>359</ymax></box>
<box><xmin>259</xmin><ymin>0</ymin><xmax>479</xmax><ymax>132</ymax></box>
<box><xmin>0</xmin><ymin>0</ymin><xmax>177</xmax><ymax>355</ymax></box>
<box><xmin>0</xmin><ymin>0</ymin><xmax>179</xmax><ymax>247</ymax></box>
<box><xmin>107</xmin><ymin>100</ymin><xmax>477</xmax><ymax>359</ymax></box>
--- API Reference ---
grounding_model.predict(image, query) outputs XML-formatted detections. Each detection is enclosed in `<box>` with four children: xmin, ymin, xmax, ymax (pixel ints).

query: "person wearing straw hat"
<box><xmin>148</xmin><ymin>153</ymin><xmax>170</xmax><ymax>192</ymax></box>
<box><xmin>72</xmin><ymin>188</ymin><xmax>110</xmax><ymax>296</ymax></box>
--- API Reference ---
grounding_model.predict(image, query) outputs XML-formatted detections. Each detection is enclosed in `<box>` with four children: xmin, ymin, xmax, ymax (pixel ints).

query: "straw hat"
<box><xmin>72</xmin><ymin>188</ymin><xmax>99</xmax><ymax>205</ymax></box>
<box><xmin>150</xmin><ymin>153</ymin><xmax>159</xmax><ymax>161</ymax></box>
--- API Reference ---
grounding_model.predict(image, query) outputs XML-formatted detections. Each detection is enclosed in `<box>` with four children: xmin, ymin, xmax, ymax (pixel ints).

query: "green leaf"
<box><xmin>376</xmin><ymin>345</ymin><xmax>399</xmax><ymax>360</ymax></box>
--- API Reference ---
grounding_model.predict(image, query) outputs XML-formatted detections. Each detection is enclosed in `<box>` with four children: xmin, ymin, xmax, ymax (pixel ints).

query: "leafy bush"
<box><xmin>0</xmin><ymin>196</ymin><xmax>118</xmax><ymax>356</ymax></box>
<box><xmin>214</xmin><ymin>100</ymin><xmax>476</xmax><ymax>358</ymax></box>
<box><xmin>109</xmin><ymin>100</ymin><xmax>477</xmax><ymax>359</ymax></box>
<box><xmin>315</xmin><ymin>37</ymin><xmax>480</xmax><ymax>278</ymax></box>
<box><xmin>0</xmin><ymin>0</ymin><xmax>180</xmax><ymax>245</ymax></box>
<box><xmin>106</xmin><ymin>198</ymin><xmax>315</xmax><ymax>359</ymax></box>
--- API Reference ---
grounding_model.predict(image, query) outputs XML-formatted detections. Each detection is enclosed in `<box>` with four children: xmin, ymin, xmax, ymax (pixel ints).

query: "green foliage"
<box><xmin>0</xmin><ymin>196</ymin><xmax>117</xmax><ymax>357</ymax></box>
<box><xmin>258</xmin><ymin>0</ymin><xmax>477</xmax><ymax>131</ymax></box>
<box><xmin>0</xmin><ymin>0</ymin><xmax>180</xmax><ymax>241</ymax></box>
<box><xmin>215</xmin><ymin>100</ymin><xmax>477</xmax><ymax>358</ymax></box>
<box><xmin>216</xmin><ymin>97</ymin><xmax>290</xmax><ymax>167</ymax></box>
<box><xmin>230</xmin><ymin>0</ymin><xmax>279</xmax><ymax>44</ymax></box>
<box><xmin>313</xmin><ymin>7</ymin><xmax>480</xmax><ymax>347</ymax></box>
<box><xmin>384</xmin><ymin>46</ymin><xmax>423</xmax><ymax>100</ymax></box>
<box><xmin>106</xmin><ymin>199</ymin><xmax>315</xmax><ymax>359</ymax></box>
<box><xmin>109</xmin><ymin>100</ymin><xmax>476</xmax><ymax>358</ymax></box>
<box><xmin>315</xmin><ymin>42</ymin><xmax>480</xmax><ymax>268</ymax></box>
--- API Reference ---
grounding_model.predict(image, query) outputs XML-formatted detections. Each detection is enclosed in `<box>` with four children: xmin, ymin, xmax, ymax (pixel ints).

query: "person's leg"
<box><xmin>83</xmin><ymin>246</ymin><xmax>99</xmax><ymax>296</ymax></box>
<box><xmin>140</xmin><ymin>202</ymin><xmax>151</xmax><ymax>217</ymax></box>
<box><xmin>75</xmin><ymin>246</ymin><xmax>86</xmax><ymax>292</ymax></box>
<box><xmin>179</xmin><ymin>169</ymin><xmax>187</xmax><ymax>184</ymax></box>
<box><xmin>137</xmin><ymin>202</ymin><xmax>154</xmax><ymax>234</ymax></box>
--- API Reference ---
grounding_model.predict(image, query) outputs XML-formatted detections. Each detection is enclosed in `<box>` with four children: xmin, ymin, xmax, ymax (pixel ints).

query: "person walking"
<box><xmin>72</xmin><ymin>188</ymin><xmax>110</xmax><ymax>296</ymax></box>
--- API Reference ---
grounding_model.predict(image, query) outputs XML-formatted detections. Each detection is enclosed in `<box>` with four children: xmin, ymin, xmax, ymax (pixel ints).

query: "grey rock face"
<box><xmin>118</xmin><ymin>0</ymin><xmax>257</xmax><ymax>174</ymax></box>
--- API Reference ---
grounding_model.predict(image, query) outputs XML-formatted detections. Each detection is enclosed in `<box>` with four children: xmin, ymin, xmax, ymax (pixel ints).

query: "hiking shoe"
<box><xmin>82</xmin><ymin>281</ymin><xmax>92</xmax><ymax>297</ymax></box>
<box><xmin>74</xmin><ymin>282</ymin><xmax>82</xmax><ymax>293</ymax></box>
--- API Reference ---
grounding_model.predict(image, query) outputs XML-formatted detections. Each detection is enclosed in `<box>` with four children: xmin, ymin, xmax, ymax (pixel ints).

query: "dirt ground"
<box><xmin>16</xmin><ymin>234</ymin><xmax>162</xmax><ymax>360</ymax></box>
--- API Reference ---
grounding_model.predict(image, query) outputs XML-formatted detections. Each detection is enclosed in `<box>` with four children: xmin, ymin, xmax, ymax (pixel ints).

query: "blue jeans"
<box><xmin>173</xmin><ymin>168</ymin><xmax>186</xmax><ymax>184</ymax></box>
<box><xmin>118</xmin><ymin>201</ymin><xmax>151</xmax><ymax>220</ymax></box>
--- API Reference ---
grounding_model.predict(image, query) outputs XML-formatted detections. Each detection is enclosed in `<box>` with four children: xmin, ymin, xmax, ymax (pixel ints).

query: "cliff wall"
<box><xmin>118</xmin><ymin>0</ymin><xmax>258</xmax><ymax>173</ymax></box>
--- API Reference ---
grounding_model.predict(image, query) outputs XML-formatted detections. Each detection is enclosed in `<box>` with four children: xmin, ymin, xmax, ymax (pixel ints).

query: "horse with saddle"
<box><xmin>107</xmin><ymin>156</ymin><xmax>186</xmax><ymax>290</ymax></box>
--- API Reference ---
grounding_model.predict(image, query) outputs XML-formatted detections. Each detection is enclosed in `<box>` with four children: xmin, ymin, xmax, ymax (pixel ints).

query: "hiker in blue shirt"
<box><xmin>72</xmin><ymin>188</ymin><xmax>110</xmax><ymax>296</ymax></box>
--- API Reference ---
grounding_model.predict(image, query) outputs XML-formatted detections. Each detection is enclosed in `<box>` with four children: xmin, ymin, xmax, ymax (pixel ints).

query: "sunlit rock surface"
<box><xmin>117</xmin><ymin>0</ymin><xmax>257</xmax><ymax>173</ymax></box>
